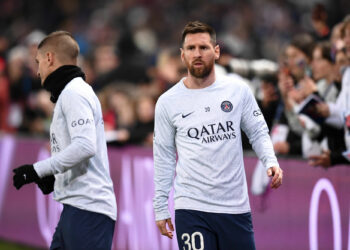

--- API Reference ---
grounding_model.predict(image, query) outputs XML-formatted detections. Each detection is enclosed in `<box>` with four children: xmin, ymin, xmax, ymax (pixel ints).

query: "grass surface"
<box><xmin>0</xmin><ymin>240</ymin><xmax>44</xmax><ymax>250</ymax></box>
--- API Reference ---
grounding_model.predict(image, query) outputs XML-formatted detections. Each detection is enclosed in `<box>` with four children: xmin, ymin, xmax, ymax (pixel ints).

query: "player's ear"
<box><xmin>180</xmin><ymin>48</ymin><xmax>185</xmax><ymax>62</ymax></box>
<box><xmin>46</xmin><ymin>52</ymin><xmax>55</xmax><ymax>66</ymax></box>
<box><xmin>214</xmin><ymin>44</ymin><xmax>220</xmax><ymax>60</ymax></box>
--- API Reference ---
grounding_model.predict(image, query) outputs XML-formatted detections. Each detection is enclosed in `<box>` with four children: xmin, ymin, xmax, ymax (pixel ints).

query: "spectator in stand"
<box><xmin>127</xmin><ymin>94</ymin><xmax>155</xmax><ymax>146</ymax></box>
<box><xmin>343</xmin><ymin>16</ymin><xmax>350</xmax><ymax>61</ymax></box>
<box><xmin>273</xmin><ymin>34</ymin><xmax>316</xmax><ymax>156</ymax></box>
<box><xmin>330</xmin><ymin>22</ymin><xmax>345</xmax><ymax>53</ymax></box>
<box><xmin>312</xmin><ymin>42</ymin><xmax>339</xmax><ymax>102</ymax></box>
<box><xmin>297</xmin><ymin>41</ymin><xmax>344</xmax><ymax>158</ymax></box>
<box><xmin>103</xmin><ymin>86</ymin><xmax>137</xmax><ymax>145</ymax></box>
<box><xmin>309</xmin><ymin>18</ymin><xmax>350</xmax><ymax>167</ymax></box>
<box><xmin>311</xmin><ymin>3</ymin><xmax>330</xmax><ymax>41</ymax></box>
<box><xmin>257</xmin><ymin>74</ymin><xmax>280</xmax><ymax>131</ymax></box>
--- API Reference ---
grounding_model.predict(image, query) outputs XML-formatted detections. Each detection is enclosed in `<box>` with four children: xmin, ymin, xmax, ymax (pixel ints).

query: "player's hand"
<box><xmin>36</xmin><ymin>175</ymin><xmax>55</xmax><ymax>195</ymax></box>
<box><xmin>267</xmin><ymin>166</ymin><xmax>283</xmax><ymax>189</ymax></box>
<box><xmin>156</xmin><ymin>218</ymin><xmax>174</xmax><ymax>239</ymax></box>
<box><xmin>13</xmin><ymin>164</ymin><xmax>40</xmax><ymax>190</ymax></box>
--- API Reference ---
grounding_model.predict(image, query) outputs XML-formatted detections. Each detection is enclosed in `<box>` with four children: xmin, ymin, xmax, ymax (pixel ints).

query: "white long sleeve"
<box><xmin>153</xmin><ymin>75</ymin><xmax>279</xmax><ymax>220</ymax></box>
<box><xmin>33</xmin><ymin>77</ymin><xmax>117</xmax><ymax>220</ymax></box>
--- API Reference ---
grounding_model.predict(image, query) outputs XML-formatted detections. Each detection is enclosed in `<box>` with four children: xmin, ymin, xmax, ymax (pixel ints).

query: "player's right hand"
<box><xmin>156</xmin><ymin>218</ymin><xmax>174</xmax><ymax>239</ymax></box>
<box><xmin>13</xmin><ymin>164</ymin><xmax>40</xmax><ymax>190</ymax></box>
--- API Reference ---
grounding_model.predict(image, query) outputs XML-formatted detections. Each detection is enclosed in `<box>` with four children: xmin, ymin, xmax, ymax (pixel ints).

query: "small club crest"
<box><xmin>221</xmin><ymin>101</ymin><xmax>233</xmax><ymax>112</ymax></box>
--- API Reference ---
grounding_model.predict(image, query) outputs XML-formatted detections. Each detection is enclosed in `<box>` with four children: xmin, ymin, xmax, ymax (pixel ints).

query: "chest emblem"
<box><xmin>221</xmin><ymin>101</ymin><xmax>233</xmax><ymax>112</ymax></box>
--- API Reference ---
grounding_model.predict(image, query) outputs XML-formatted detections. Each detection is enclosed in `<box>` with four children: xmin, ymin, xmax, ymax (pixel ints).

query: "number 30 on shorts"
<box><xmin>181</xmin><ymin>232</ymin><xmax>204</xmax><ymax>250</ymax></box>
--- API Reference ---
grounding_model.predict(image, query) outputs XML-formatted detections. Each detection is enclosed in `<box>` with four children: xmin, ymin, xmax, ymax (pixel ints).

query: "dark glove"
<box><xmin>36</xmin><ymin>175</ymin><xmax>55</xmax><ymax>195</ymax></box>
<box><xmin>13</xmin><ymin>164</ymin><xmax>40</xmax><ymax>190</ymax></box>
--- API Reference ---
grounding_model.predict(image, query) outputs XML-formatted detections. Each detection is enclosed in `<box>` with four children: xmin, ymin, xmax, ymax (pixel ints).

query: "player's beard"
<box><xmin>188</xmin><ymin>59</ymin><xmax>213</xmax><ymax>78</ymax></box>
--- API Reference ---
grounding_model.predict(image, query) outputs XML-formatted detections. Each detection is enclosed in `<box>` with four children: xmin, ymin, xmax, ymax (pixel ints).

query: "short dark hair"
<box><xmin>38</xmin><ymin>31</ymin><xmax>79</xmax><ymax>62</ymax></box>
<box><xmin>290</xmin><ymin>33</ymin><xmax>315</xmax><ymax>60</ymax></box>
<box><xmin>181</xmin><ymin>21</ymin><xmax>216</xmax><ymax>46</ymax></box>
<box><xmin>314</xmin><ymin>41</ymin><xmax>332</xmax><ymax>62</ymax></box>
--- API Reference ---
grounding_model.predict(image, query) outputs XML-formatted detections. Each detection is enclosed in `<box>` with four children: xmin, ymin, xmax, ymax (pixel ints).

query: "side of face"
<box><xmin>311</xmin><ymin>47</ymin><xmax>332</xmax><ymax>81</ymax></box>
<box><xmin>334</xmin><ymin>50</ymin><xmax>347</xmax><ymax>81</ymax></box>
<box><xmin>344</xmin><ymin>25</ymin><xmax>350</xmax><ymax>60</ymax></box>
<box><xmin>180</xmin><ymin>32</ymin><xmax>220</xmax><ymax>78</ymax></box>
<box><xmin>35</xmin><ymin>49</ymin><xmax>55</xmax><ymax>85</ymax></box>
<box><xmin>285</xmin><ymin>45</ymin><xmax>309</xmax><ymax>80</ymax></box>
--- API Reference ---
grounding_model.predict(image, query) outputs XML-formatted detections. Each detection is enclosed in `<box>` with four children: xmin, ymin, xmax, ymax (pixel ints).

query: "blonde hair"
<box><xmin>38</xmin><ymin>31</ymin><xmax>79</xmax><ymax>64</ymax></box>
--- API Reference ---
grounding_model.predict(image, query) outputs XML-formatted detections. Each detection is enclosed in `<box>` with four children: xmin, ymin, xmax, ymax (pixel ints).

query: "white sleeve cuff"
<box><xmin>155</xmin><ymin>210</ymin><xmax>171</xmax><ymax>221</ymax></box>
<box><xmin>33</xmin><ymin>158</ymin><xmax>54</xmax><ymax>178</ymax></box>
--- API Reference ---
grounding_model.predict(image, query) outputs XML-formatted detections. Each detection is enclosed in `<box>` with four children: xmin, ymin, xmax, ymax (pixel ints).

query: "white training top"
<box><xmin>153</xmin><ymin>74</ymin><xmax>279</xmax><ymax>221</ymax></box>
<box><xmin>34</xmin><ymin>77</ymin><xmax>117</xmax><ymax>221</ymax></box>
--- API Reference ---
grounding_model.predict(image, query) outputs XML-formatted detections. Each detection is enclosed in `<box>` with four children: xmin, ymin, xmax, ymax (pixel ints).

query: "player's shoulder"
<box><xmin>156</xmin><ymin>80</ymin><xmax>184</xmax><ymax>105</ymax></box>
<box><xmin>218</xmin><ymin>73</ymin><xmax>251</xmax><ymax>91</ymax></box>
<box><xmin>61</xmin><ymin>77</ymin><xmax>96</xmax><ymax>105</ymax></box>
<box><xmin>64</xmin><ymin>77</ymin><xmax>93</xmax><ymax>96</ymax></box>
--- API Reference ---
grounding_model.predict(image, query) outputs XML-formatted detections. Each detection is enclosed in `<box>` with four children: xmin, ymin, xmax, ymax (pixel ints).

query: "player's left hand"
<box><xmin>267</xmin><ymin>166</ymin><xmax>283</xmax><ymax>189</ymax></box>
<box><xmin>156</xmin><ymin>218</ymin><xmax>174</xmax><ymax>239</ymax></box>
<box><xmin>13</xmin><ymin>164</ymin><xmax>40</xmax><ymax>190</ymax></box>
<box><xmin>36</xmin><ymin>175</ymin><xmax>55</xmax><ymax>195</ymax></box>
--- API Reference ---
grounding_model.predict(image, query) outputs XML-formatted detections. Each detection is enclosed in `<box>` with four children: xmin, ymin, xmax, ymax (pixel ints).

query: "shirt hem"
<box><xmin>174</xmin><ymin>205</ymin><xmax>251</xmax><ymax>214</ymax></box>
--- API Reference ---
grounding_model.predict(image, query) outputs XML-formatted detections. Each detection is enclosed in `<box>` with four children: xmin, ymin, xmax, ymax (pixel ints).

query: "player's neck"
<box><xmin>184</xmin><ymin>71</ymin><xmax>216</xmax><ymax>89</ymax></box>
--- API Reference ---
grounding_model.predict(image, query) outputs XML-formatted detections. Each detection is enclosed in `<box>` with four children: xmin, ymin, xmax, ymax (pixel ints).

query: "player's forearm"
<box><xmin>153</xmin><ymin>142</ymin><xmax>176</xmax><ymax>221</ymax></box>
<box><xmin>250</xmin><ymin>126</ymin><xmax>279</xmax><ymax>169</ymax></box>
<box><xmin>34</xmin><ymin>137</ymin><xmax>96</xmax><ymax>177</ymax></box>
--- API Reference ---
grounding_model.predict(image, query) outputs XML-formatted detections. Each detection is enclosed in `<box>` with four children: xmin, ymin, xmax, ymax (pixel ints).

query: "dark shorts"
<box><xmin>50</xmin><ymin>204</ymin><xmax>115</xmax><ymax>250</ymax></box>
<box><xmin>175</xmin><ymin>209</ymin><xmax>256</xmax><ymax>250</ymax></box>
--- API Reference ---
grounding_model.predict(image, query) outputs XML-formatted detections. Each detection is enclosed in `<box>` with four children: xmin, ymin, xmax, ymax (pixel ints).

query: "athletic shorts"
<box><xmin>50</xmin><ymin>204</ymin><xmax>115</xmax><ymax>250</ymax></box>
<box><xmin>175</xmin><ymin>209</ymin><xmax>256</xmax><ymax>250</ymax></box>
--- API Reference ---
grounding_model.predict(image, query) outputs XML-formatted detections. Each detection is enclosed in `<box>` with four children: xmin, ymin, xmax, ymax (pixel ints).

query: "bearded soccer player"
<box><xmin>12</xmin><ymin>31</ymin><xmax>116</xmax><ymax>250</ymax></box>
<box><xmin>153</xmin><ymin>21</ymin><xmax>283</xmax><ymax>250</ymax></box>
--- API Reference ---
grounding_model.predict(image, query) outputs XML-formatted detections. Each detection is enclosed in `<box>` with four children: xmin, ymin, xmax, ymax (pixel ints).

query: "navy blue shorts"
<box><xmin>50</xmin><ymin>204</ymin><xmax>115</xmax><ymax>250</ymax></box>
<box><xmin>175</xmin><ymin>209</ymin><xmax>256</xmax><ymax>250</ymax></box>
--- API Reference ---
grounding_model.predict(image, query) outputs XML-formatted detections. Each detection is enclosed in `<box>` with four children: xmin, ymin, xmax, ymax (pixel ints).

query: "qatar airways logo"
<box><xmin>187</xmin><ymin>121</ymin><xmax>236</xmax><ymax>144</ymax></box>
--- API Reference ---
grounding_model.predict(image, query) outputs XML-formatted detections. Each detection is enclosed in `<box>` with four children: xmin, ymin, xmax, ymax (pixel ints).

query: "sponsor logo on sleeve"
<box><xmin>71</xmin><ymin>118</ymin><xmax>94</xmax><ymax>127</ymax></box>
<box><xmin>253</xmin><ymin>109</ymin><xmax>262</xmax><ymax>116</ymax></box>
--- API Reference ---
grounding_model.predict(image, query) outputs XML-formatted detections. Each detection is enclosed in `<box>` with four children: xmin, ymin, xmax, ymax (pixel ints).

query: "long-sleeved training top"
<box><xmin>34</xmin><ymin>77</ymin><xmax>117</xmax><ymax>221</ymax></box>
<box><xmin>153</xmin><ymin>74</ymin><xmax>279</xmax><ymax>221</ymax></box>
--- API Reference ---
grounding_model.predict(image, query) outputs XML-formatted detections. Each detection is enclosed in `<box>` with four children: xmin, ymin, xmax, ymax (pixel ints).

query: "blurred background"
<box><xmin>0</xmin><ymin>0</ymin><xmax>349</xmax><ymax>145</ymax></box>
<box><xmin>0</xmin><ymin>0</ymin><xmax>350</xmax><ymax>249</ymax></box>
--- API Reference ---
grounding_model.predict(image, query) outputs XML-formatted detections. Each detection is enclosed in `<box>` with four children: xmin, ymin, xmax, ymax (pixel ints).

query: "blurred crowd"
<box><xmin>0</xmin><ymin>0</ymin><xmax>349</xmax><ymax>168</ymax></box>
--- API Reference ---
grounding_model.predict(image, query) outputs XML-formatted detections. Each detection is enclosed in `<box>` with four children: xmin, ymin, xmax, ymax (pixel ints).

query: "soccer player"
<box><xmin>153</xmin><ymin>21</ymin><xmax>283</xmax><ymax>250</ymax></box>
<box><xmin>12</xmin><ymin>31</ymin><xmax>117</xmax><ymax>250</ymax></box>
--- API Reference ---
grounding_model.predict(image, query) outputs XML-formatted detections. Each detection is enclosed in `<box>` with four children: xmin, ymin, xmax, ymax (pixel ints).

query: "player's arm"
<box><xmin>33</xmin><ymin>89</ymin><xmax>97</xmax><ymax>178</ymax></box>
<box><xmin>153</xmin><ymin>97</ymin><xmax>176</xmax><ymax>239</ymax></box>
<box><xmin>240</xmin><ymin>84</ymin><xmax>283</xmax><ymax>189</ymax></box>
